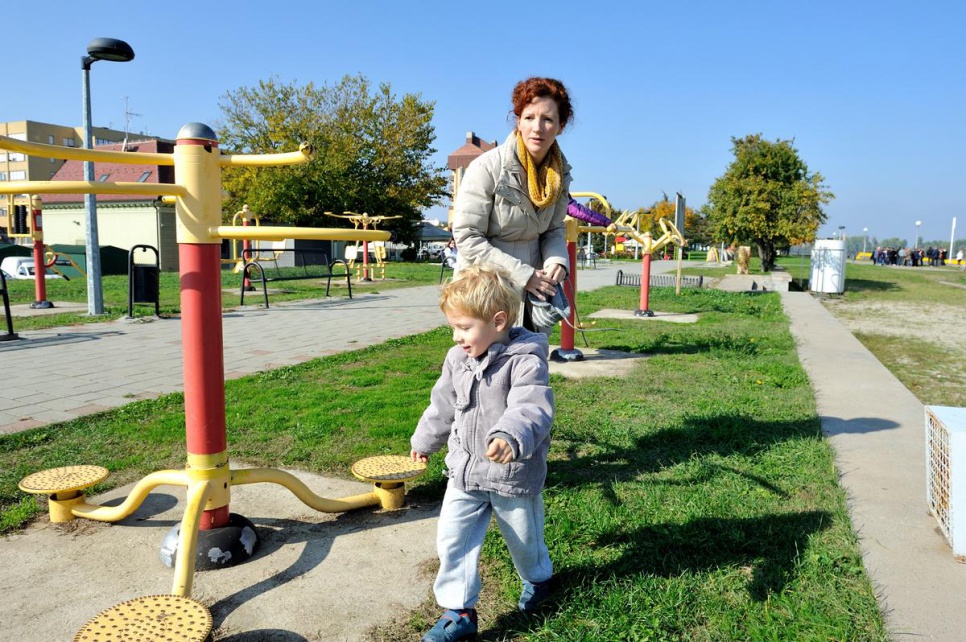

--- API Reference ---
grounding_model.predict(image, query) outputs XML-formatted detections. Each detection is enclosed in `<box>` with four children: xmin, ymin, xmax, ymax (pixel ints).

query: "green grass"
<box><xmin>2</xmin><ymin>261</ymin><xmax>444</xmax><ymax>331</ymax></box>
<box><xmin>1</xmin><ymin>286</ymin><xmax>886</xmax><ymax>641</ymax></box>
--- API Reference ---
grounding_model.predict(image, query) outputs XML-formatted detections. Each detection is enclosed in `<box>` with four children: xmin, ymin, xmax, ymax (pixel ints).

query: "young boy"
<box><xmin>411</xmin><ymin>263</ymin><xmax>555</xmax><ymax>642</ymax></box>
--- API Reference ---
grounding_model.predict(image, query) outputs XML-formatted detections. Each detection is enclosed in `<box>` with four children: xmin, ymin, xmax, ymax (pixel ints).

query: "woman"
<box><xmin>442</xmin><ymin>237</ymin><xmax>458</xmax><ymax>268</ymax></box>
<box><xmin>452</xmin><ymin>77</ymin><xmax>574</xmax><ymax>332</ymax></box>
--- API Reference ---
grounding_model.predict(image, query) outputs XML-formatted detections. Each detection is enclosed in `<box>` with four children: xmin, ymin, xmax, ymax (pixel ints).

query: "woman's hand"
<box><xmin>545</xmin><ymin>264</ymin><xmax>568</xmax><ymax>285</ymax></box>
<box><xmin>526</xmin><ymin>270</ymin><xmax>557</xmax><ymax>300</ymax></box>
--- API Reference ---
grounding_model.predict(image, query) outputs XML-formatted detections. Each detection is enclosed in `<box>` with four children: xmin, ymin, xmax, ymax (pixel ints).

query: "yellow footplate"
<box><xmin>351</xmin><ymin>455</ymin><xmax>426</xmax><ymax>483</ymax></box>
<box><xmin>18</xmin><ymin>465</ymin><xmax>109</xmax><ymax>495</ymax></box>
<box><xmin>73</xmin><ymin>594</ymin><xmax>212</xmax><ymax>641</ymax></box>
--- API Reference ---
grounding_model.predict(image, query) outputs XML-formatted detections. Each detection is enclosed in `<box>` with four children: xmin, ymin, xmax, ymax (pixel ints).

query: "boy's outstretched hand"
<box><xmin>411</xmin><ymin>450</ymin><xmax>429</xmax><ymax>463</ymax></box>
<box><xmin>485</xmin><ymin>438</ymin><xmax>514</xmax><ymax>464</ymax></box>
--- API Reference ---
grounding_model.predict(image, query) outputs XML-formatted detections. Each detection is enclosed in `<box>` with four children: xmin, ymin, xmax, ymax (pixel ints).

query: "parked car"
<box><xmin>0</xmin><ymin>257</ymin><xmax>63</xmax><ymax>280</ymax></box>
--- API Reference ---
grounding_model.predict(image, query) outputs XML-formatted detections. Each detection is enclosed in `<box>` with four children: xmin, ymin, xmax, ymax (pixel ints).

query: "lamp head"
<box><xmin>86</xmin><ymin>38</ymin><xmax>135</xmax><ymax>63</ymax></box>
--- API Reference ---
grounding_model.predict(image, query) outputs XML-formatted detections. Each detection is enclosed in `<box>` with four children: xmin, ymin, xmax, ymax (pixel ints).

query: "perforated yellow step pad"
<box><xmin>73</xmin><ymin>594</ymin><xmax>211</xmax><ymax>641</ymax></box>
<box><xmin>19</xmin><ymin>465</ymin><xmax>109</xmax><ymax>494</ymax></box>
<box><xmin>351</xmin><ymin>455</ymin><xmax>426</xmax><ymax>483</ymax></box>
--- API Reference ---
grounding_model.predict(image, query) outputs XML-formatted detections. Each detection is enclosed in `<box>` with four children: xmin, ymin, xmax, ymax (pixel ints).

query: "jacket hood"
<box><xmin>459</xmin><ymin>326</ymin><xmax>549</xmax><ymax>379</ymax></box>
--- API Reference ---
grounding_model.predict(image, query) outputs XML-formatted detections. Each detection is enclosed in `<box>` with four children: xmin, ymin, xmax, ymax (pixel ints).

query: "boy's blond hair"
<box><xmin>440</xmin><ymin>263</ymin><xmax>522</xmax><ymax>326</ymax></box>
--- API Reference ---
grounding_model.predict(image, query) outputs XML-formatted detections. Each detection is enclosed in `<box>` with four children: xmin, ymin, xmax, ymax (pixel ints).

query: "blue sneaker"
<box><xmin>422</xmin><ymin>608</ymin><xmax>478</xmax><ymax>641</ymax></box>
<box><xmin>518</xmin><ymin>578</ymin><xmax>554</xmax><ymax>612</ymax></box>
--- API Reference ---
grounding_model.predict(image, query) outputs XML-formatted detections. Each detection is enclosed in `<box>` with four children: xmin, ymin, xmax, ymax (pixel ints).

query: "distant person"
<box><xmin>451</xmin><ymin>76</ymin><xmax>573</xmax><ymax>333</ymax></box>
<box><xmin>442</xmin><ymin>238</ymin><xmax>458</xmax><ymax>268</ymax></box>
<box><xmin>957</xmin><ymin>247</ymin><xmax>964</xmax><ymax>270</ymax></box>
<box><xmin>411</xmin><ymin>263</ymin><xmax>555</xmax><ymax>642</ymax></box>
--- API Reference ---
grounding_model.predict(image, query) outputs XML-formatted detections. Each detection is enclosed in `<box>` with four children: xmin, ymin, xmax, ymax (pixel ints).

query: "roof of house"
<box><xmin>447</xmin><ymin>131</ymin><xmax>497</xmax><ymax>170</ymax></box>
<box><xmin>42</xmin><ymin>139</ymin><xmax>175</xmax><ymax>204</ymax></box>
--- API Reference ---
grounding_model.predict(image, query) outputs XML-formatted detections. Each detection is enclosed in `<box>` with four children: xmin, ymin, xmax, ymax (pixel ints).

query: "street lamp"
<box><xmin>837</xmin><ymin>225</ymin><xmax>845</xmax><ymax>240</ymax></box>
<box><xmin>82</xmin><ymin>37</ymin><xmax>135</xmax><ymax>315</ymax></box>
<box><xmin>915</xmin><ymin>220</ymin><xmax>922</xmax><ymax>249</ymax></box>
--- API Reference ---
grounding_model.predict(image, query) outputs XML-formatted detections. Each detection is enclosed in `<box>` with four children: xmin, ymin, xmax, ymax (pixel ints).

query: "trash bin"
<box><xmin>809</xmin><ymin>239</ymin><xmax>846</xmax><ymax>294</ymax></box>
<box><xmin>128</xmin><ymin>245</ymin><xmax>160</xmax><ymax>317</ymax></box>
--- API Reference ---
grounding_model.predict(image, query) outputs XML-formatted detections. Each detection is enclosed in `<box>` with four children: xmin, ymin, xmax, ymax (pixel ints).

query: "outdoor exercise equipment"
<box><xmin>2</xmin><ymin>124</ymin><xmax>424</xmax><ymax>639</ymax></box>
<box><xmin>326</xmin><ymin>211</ymin><xmax>399</xmax><ymax>281</ymax></box>
<box><xmin>6</xmin><ymin>195</ymin><xmax>72</xmax><ymax>308</ymax></box>
<box><xmin>554</xmin><ymin>192</ymin><xmax>684</xmax><ymax>362</ymax></box>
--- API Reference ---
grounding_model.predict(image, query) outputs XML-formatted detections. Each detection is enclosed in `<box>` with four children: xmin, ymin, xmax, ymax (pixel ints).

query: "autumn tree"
<box><xmin>217</xmin><ymin>75</ymin><xmax>447</xmax><ymax>246</ymax></box>
<box><xmin>706</xmin><ymin>134</ymin><xmax>833</xmax><ymax>271</ymax></box>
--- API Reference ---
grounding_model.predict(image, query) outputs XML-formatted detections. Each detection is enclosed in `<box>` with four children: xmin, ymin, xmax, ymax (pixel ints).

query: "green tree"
<box><xmin>217</xmin><ymin>75</ymin><xmax>448</xmax><ymax>246</ymax></box>
<box><xmin>706</xmin><ymin>134</ymin><xmax>833</xmax><ymax>271</ymax></box>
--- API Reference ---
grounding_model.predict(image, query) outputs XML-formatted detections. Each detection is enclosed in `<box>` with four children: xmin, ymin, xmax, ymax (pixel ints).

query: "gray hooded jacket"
<box><xmin>411</xmin><ymin>327</ymin><xmax>554</xmax><ymax>497</ymax></box>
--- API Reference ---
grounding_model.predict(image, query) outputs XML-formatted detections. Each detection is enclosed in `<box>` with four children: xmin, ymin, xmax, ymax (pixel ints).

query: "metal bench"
<box><xmin>239</xmin><ymin>248</ymin><xmax>352</xmax><ymax>308</ymax></box>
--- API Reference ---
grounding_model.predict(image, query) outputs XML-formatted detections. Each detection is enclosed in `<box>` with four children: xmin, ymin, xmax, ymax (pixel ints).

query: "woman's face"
<box><xmin>517</xmin><ymin>96</ymin><xmax>562</xmax><ymax>165</ymax></box>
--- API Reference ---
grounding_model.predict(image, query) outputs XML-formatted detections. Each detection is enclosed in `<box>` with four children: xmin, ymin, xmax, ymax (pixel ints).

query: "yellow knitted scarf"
<box><xmin>517</xmin><ymin>133</ymin><xmax>562</xmax><ymax>210</ymax></box>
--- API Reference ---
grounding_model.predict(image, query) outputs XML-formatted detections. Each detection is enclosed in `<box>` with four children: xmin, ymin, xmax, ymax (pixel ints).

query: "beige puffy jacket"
<box><xmin>452</xmin><ymin>133</ymin><xmax>572</xmax><ymax>290</ymax></box>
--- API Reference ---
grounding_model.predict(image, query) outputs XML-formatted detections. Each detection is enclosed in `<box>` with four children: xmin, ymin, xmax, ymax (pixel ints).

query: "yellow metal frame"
<box><xmin>567</xmin><ymin>190</ymin><xmax>684</xmax><ymax>255</ymax></box>
<box><xmin>326</xmin><ymin>211</ymin><xmax>400</xmax><ymax>280</ymax></box>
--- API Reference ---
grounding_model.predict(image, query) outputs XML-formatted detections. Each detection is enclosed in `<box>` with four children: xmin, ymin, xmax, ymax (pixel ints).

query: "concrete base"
<box><xmin>0</xmin><ymin>466</ymin><xmax>438</xmax><ymax>641</ymax></box>
<box><xmin>587</xmin><ymin>308</ymin><xmax>699</xmax><ymax>324</ymax></box>
<box><xmin>547</xmin><ymin>346</ymin><xmax>648</xmax><ymax>379</ymax></box>
<box><xmin>715</xmin><ymin>272</ymin><xmax>792</xmax><ymax>292</ymax></box>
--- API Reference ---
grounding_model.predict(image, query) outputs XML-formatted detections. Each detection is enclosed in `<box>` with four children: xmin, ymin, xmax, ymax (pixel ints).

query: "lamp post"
<box><xmin>862</xmin><ymin>227</ymin><xmax>869</xmax><ymax>255</ymax></box>
<box><xmin>915</xmin><ymin>220</ymin><xmax>922</xmax><ymax>249</ymax></box>
<box><xmin>82</xmin><ymin>37</ymin><xmax>134</xmax><ymax>315</ymax></box>
<box><xmin>837</xmin><ymin>225</ymin><xmax>845</xmax><ymax>240</ymax></box>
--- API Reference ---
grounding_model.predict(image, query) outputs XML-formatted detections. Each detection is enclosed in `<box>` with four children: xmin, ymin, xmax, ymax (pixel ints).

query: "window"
<box><xmin>95</xmin><ymin>138</ymin><xmax>114</xmax><ymax>146</ymax></box>
<box><xmin>8</xmin><ymin>153</ymin><xmax>25</xmax><ymax>162</ymax></box>
<box><xmin>48</xmin><ymin>135</ymin><xmax>55</xmax><ymax>144</ymax></box>
<box><xmin>0</xmin><ymin>153</ymin><xmax>5</xmax><ymax>162</ymax></box>
<box><xmin>137</xmin><ymin>171</ymin><xmax>152</xmax><ymax>182</ymax></box>
<box><xmin>0</xmin><ymin>172</ymin><xmax>6</xmax><ymax>180</ymax></box>
<box><xmin>10</xmin><ymin>170</ymin><xmax>26</xmax><ymax>180</ymax></box>
<box><xmin>63</xmin><ymin>138</ymin><xmax>76</xmax><ymax>147</ymax></box>
<box><xmin>10</xmin><ymin>133</ymin><xmax>26</xmax><ymax>141</ymax></box>
<box><xmin>98</xmin><ymin>173</ymin><xmax>111</xmax><ymax>182</ymax></box>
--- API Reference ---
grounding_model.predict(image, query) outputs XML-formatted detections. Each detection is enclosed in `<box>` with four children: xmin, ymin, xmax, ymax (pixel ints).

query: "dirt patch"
<box><xmin>821</xmin><ymin>300</ymin><xmax>966</xmax><ymax>354</ymax></box>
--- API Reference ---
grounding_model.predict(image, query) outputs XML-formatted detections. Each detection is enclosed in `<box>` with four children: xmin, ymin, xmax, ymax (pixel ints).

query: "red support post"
<box><xmin>29</xmin><ymin>197</ymin><xmax>52</xmax><ymax>309</ymax></box>
<box><xmin>560</xmin><ymin>238</ymin><xmax>577</xmax><ymax>351</ymax></box>
<box><xmin>179</xmin><ymin>243</ymin><xmax>229</xmax><ymax>530</ymax></box>
<box><xmin>636</xmin><ymin>247</ymin><xmax>655</xmax><ymax>317</ymax></box>
<box><xmin>361</xmin><ymin>238</ymin><xmax>371</xmax><ymax>281</ymax></box>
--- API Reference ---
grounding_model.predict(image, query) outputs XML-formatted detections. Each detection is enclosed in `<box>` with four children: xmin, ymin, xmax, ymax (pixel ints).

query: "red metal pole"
<box><xmin>560</xmin><ymin>238</ymin><xmax>577</xmax><ymax>351</ymax></box>
<box><xmin>29</xmin><ymin>197</ymin><xmax>51</xmax><ymax>309</ymax></box>
<box><xmin>179</xmin><ymin>242</ymin><xmax>229</xmax><ymax>530</ymax></box>
<box><xmin>637</xmin><ymin>244</ymin><xmax>654</xmax><ymax>317</ymax></box>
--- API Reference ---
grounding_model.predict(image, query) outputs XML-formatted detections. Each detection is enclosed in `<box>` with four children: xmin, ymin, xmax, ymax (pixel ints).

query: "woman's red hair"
<box><xmin>511</xmin><ymin>77</ymin><xmax>574</xmax><ymax>130</ymax></box>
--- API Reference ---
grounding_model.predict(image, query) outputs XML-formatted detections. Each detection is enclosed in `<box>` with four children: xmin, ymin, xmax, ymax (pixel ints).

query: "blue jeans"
<box><xmin>434</xmin><ymin>485</ymin><xmax>552</xmax><ymax>610</ymax></box>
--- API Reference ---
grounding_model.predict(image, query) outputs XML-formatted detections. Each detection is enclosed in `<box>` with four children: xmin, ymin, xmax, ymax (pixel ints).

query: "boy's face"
<box><xmin>445</xmin><ymin>309</ymin><xmax>509</xmax><ymax>358</ymax></box>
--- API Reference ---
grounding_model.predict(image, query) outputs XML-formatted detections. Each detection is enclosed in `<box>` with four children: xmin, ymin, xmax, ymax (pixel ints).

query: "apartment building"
<box><xmin>0</xmin><ymin>119</ymin><xmax>131</xmax><ymax>223</ymax></box>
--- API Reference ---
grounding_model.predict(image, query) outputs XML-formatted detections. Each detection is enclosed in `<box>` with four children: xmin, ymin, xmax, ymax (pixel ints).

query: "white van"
<box><xmin>0</xmin><ymin>256</ymin><xmax>62</xmax><ymax>280</ymax></box>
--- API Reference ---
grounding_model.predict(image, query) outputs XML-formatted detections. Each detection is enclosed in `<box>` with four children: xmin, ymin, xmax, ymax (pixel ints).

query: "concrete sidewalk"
<box><xmin>782</xmin><ymin>291</ymin><xmax>965</xmax><ymax>641</ymax></box>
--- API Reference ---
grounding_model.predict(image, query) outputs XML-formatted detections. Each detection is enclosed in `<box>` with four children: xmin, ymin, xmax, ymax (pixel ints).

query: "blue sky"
<box><xmin>5</xmin><ymin>1</ymin><xmax>964</xmax><ymax>246</ymax></box>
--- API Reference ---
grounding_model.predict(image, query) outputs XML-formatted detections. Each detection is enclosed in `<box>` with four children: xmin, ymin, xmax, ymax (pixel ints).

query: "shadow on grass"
<box><xmin>561</xmin><ymin>510</ymin><xmax>831</xmax><ymax>600</ymax></box>
<box><xmin>478</xmin><ymin>511</ymin><xmax>831</xmax><ymax>641</ymax></box>
<box><xmin>840</xmin><ymin>278</ymin><xmax>900</xmax><ymax>293</ymax></box>
<box><xmin>551</xmin><ymin>413</ymin><xmax>821</xmax><ymax>499</ymax></box>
